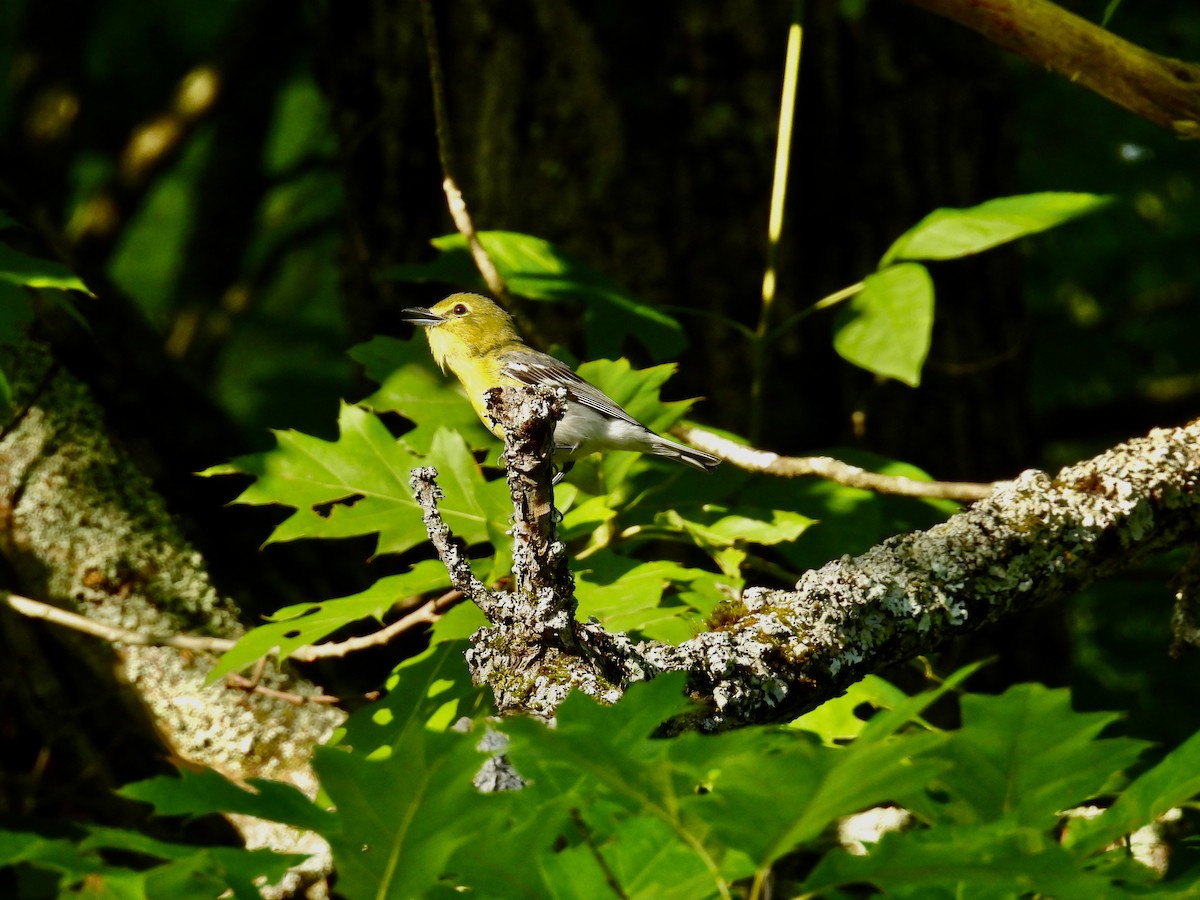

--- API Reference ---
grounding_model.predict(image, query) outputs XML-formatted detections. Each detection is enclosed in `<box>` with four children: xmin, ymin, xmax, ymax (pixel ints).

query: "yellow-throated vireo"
<box><xmin>401</xmin><ymin>293</ymin><xmax>720</xmax><ymax>472</ymax></box>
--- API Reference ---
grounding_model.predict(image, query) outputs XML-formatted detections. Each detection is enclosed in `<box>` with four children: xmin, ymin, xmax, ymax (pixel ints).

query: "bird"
<box><xmin>401</xmin><ymin>292</ymin><xmax>720</xmax><ymax>474</ymax></box>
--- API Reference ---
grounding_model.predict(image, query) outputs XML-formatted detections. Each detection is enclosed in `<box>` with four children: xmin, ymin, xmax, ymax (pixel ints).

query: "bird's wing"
<box><xmin>502</xmin><ymin>349</ymin><xmax>644</xmax><ymax>428</ymax></box>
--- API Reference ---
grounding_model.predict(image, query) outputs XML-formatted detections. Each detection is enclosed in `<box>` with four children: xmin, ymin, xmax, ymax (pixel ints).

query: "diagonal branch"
<box><xmin>675</xmin><ymin>423</ymin><xmax>995</xmax><ymax>501</ymax></box>
<box><xmin>646</xmin><ymin>417</ymin><xmax>1200</xmax><ymax>728</ymax></box>
<box><xmin>904</xmin><ymin>0</ymin><xmax>1200</xmax><ymax>136</ymax></box>
<box><xmin>416</xmin><ymin>395</ymin><xmax>1200</xmax><ymax>729</ymax></box>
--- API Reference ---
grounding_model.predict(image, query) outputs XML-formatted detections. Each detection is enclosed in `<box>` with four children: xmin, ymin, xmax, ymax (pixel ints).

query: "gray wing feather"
<box><xmin>502</xmin><ymin>350</ymin><xmax>644</xmax><ymax>428</ymax></box>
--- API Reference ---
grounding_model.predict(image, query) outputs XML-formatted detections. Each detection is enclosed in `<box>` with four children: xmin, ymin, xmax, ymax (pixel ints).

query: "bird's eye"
<box><xmin>452</xmin><ymin>303</ymin><xmax>468</xmax><ymax>315</ymax></box>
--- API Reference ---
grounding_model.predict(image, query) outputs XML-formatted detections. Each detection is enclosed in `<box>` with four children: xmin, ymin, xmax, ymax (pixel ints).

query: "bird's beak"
<box><xmin>400</xmin><ymin>307</ymin><xmax>445</xmax><ymax>327</ymax></box>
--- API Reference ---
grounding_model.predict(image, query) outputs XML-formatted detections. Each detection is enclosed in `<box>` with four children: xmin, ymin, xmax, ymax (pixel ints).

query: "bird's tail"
<box><xmin>651</xmin><ymin>435</ymin><xmax>721</xmax><ymax>471</ymax></box>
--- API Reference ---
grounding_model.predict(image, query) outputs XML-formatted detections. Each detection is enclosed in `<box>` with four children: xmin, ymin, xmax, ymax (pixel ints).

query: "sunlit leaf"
<box><xmin>909</xmin><ymin>683</ymin><xmax>1150</xmax><ymax>829</ymax></box>
<box><xmin>120</xmin><ymin>767</ymin><xmax>333</xmax><ymax>833</ymax></box>
<box><xmin>350</xmin><ymin>335</ymin><xmax>494</xmax><ymax>454</ymax></box>
<box><xmin>201</xmin><ymin>407</ymin><xmax>507</xmax><ymax>555</ymax></box>
<box><xmin>833</xmin><ymin>263</ymin><xmax>933</xmax><ymax>386</ymax></box>
<box><xmin>206</xmin><ymin>560</ymin><xmax>460</xmax><ymax>679</ymax></box>
<box><xmin>381</xmin><ymin>231</ymin><xmax>685</xmax><ymax>359</ymax></box>
<box><xmin>1063</xmin><ymin>726</ymin><xmax>1200</xmax><ymax>855</ymax></box>
<box><xmin>0</xmin><ymin>243</ymin><xmax>92</xmax><ymax>294</ymax></box>
<box><xmin>881</xmin><ymin>192</ymin><xmax>1113</xmax><ymax>265</ymax></box>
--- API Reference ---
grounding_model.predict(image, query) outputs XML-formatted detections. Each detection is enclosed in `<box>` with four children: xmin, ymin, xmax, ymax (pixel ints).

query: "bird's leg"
<box><xmin>551</xmin><ymin>460</ymin><xmax>575</xmax><ymax>486</ymax></box>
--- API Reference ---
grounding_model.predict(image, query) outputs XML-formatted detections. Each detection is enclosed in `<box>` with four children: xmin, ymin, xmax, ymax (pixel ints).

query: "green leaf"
<box><xmin>881</xmin><ymin>192</ymin><xmax>1113</xmax><ymax>265</ymax></box>
<box><xmin>788</xmin><ymin>675</ymin><xmax>911</xmax><ymax>744</ymax></box>
<box><xmin>0</xmin><ymin>242</ymin><xmax>93</xmax><ymax>294</ymax></box>
<box><xmin>541</xmin><ymin>816</ymin><xmax>721</xmax><ymax>900</ymax></box>
<box><xmin>677</xmin><ymin>728</ymin><xmax>944</xmax><ymax>868</ymax></box>
<box><xmin>0</xmin><ymin>828</ymin><xmax>297</xmax><ymax>900</ymax></box>
<box><xmin>912</xmin><ymin>683</ymin><xmax>1150</xmax><ymax>829</ymax></box>
<box><xmin>334</xmin><ymin>643</ymin><xmax>490</xmax><ymax>758</ymax></box>
<box><xmin>381</xmin><ymin>230</ymin><xmax>685</xmax><ymax>359</ymax></box>
<box><xmin>502</xmin><ymin>676</ymin><xmax>737</xmax><ymax>891</ymax></box>
<box><xmin>854</xmin><ymin>660</ymin><xmax>988</xmax><ymax>744</ymax></box>
<box><xmin>833</xmin><ymin>263</ymin><xmax>933</xmax><ymax>386</ymax></box>
<box><xmin>207</xmin><ymin>560</ymin><xmax>458</xmax><ymax>679</ymax></box>
<box><xmin>120</xmin><ymin>767</ymin><xmax>334</xmax><ymax>833</ymax></box>
<box><xmin>315</xmin><ymin>725</ymin><xmax>488</xmax><ymax>899</ymax></box>
<box><xmin>575</xmin><ymin>554</ymin><xmax>692</xmax><ymax>631</ymax></box>
<box><xmin>1064</xmin><ymin>727</ymin><xmax>1200</xmax><ymax>855</ymax></box>
<box><xmin>201</xmin><ymin>406</ymin><xmax>508</xmax><ymax>555</ymax></box>
<box><xmin>314</xmin><ymin>648</ymin><xmax>494</xmax><ymax>897</ymax></box>
<box><xmin>654</xmin><ymin>504</ymin><xmax>812</xmax><ymax>549</ymax></box>
<box><xmin>804</xmin><ymin>822</ymin><xmax>1120</xmax><ymax>898</ymax></box>
<box><xmin>350</xmin><ymin>335</ymin><xmax>494</xmax><ymax>454</ymax></box>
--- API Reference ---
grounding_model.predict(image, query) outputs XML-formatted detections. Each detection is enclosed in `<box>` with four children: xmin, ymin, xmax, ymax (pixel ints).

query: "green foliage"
<box><xmin>22</xmin><ymin>664</ymin><xmax>1193</xmax><ymax>897</ymax></box>
<box><xmin>833</xmin><ymin>262</ymin><xmax>933</xmax><ymax>387</ymax></box>
<box><xmin>0</xmin><ymin>213</ymin><xmax>92</xmax><ymax>409</ymax></box>
<box><xmin>832</xmin><ymin>192</ymin><xmax>1112</xmax><ymax>385</ymax></box>
<box><xmin>201</xmin><ymin>404</ymin><xmax>510</xmax><ymax>556</ymax></box>
<box><xmin>879</xmin><ymin>193</ymin><xmax>1113</xmax><ymax>266</ymax></box>
<box><xmin>0</xmin><ymin>826</ymin><xmax>304</xmax><ymax>900</ymax></box>
<box><xmin>381</xmin><ymin>230</ymin><xmax>686</xmax><ymax>360</ymax></box>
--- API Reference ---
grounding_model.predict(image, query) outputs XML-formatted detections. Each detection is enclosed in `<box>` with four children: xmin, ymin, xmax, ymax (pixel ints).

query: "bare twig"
<box><xmin>2</xmin><ymin>589</ymin><xmax>455</xmax><ymax>662</ymax></box>
<box><xmin>673</xmin><ymin>423</ymin><xmax>996</xmax><ymax>501</ymax></box>
<box><xmin>905</xmin><ymin>0</ymin><xmax>1200</xmax><ymax>137</ymax></box>
<box><xmin>418</xmin><ymin>0</ymin><xmax>508</xmax><ymax>299</ymax></box>
<box><xmin>225</xmin><ymin>673</ymin><xmax>340</xmax><ymax>705</ymax></box>
<box><xmin>3</xmin><ymin>590</ymin><xmax>237</xmax><ymax>653</ymax></box>
<box><xmin>415</xmin><ymin>385</ymin><xmax>624</xmax><ymax>716</ymax></box>
<box><xmin>485</xmin><ymin>386</ymin><xmax>572</xmax><ymax>607</ymax></box>
<box><xmin>299</xmin><ymin>590</ymin><xmax>462</xmax><ymax>660</ymax></box>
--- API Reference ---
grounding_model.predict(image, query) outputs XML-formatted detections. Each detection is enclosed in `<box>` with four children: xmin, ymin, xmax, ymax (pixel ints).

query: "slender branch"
<box><xmin>2</xmin><ymin>590</ymin><xmax>235</xmax><ymax>653</ymax></box>
<box><xmin>1</xmin><ymin>588</ymin><xmax>456</xmax><ymax>662</ymax></box>
<box><xmin>418</xmin><ymin>0</ymin><xmax>509</xmax><ymax>300</ymax></box>
<box><xmin>300</xmin><ymin>590</ymin><xmax>462</xmax><ymax>660</ymax></box>
<box><xmin>904</xmin><ymin>0</ymin><xmax>1200</xmax><ymax>137</ymax></box>
<box><xmin>673</xmin><ymin>423</ymin><xmax>995</xmax><ymax>501</ymax></box>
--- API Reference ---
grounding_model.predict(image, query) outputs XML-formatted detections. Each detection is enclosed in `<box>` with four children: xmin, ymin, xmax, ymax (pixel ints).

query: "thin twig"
<box><xmin>3</xmin><ymin>590</ymin><xmax>237</xmax><ymax>653</ymax></box>
<box><xmin>225</xmin><ymin>673</ymin><xmax>340</xmax><ymax>706</ymax></box>
<box><xmin>672</xmin><ymin>424</ymin><xmax>996</xmax><ymax>502</ymax></box>
<box><xmin>418</xmin><ymin>0</ymin><xmax>508</xmax><ymax>300</ymax></box>
<box><xmin>2</xmin><ymin>589</ymin><xmax>455</xmax><ymax>662</ymax></box>
<box><xmin>302</xmin><ymin>590</ymin><xmax>462</xmax><ymax>660</ymax></box>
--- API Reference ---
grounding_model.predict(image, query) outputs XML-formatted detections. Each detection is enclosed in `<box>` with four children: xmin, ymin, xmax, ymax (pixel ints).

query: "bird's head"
<box><xmin>401</xmin><ymin>293</ymin><xmax>520</xmax><ymax>372</ymax></box>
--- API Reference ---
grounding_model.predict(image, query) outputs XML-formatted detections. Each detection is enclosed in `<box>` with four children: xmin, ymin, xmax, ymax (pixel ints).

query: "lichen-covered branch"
<box><xmin>905</xmin><ymin>0</ymin><xmax>1200</xmax><ymax>137</ymax></box>
<box><xmin>646</xmin><ymin>419</ymin><xmax>1200</xmax><ymax>728</ymax></box>
<box><xmin>418</xmin><ymin>387</ymin><xmax>1199</xmax><ymax>730</ymax></box>
<box><xmin>0</xmin><ymin>339</ymin><xmax>343</xmax><ymax>889</ymax></box>
<box><xmin>414</xmin><ymin>386</ymin><xmax>620</xmax><ymax>718</ymax></box>
<box><xmin>410</xmin><ymin>466</ymin><xmax>498</xmax><ymax>617</ymax></box>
